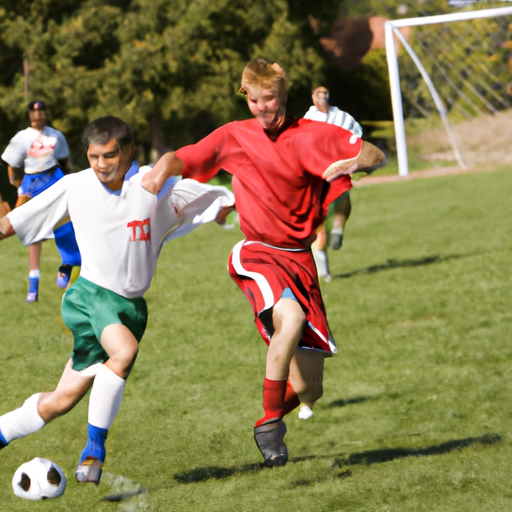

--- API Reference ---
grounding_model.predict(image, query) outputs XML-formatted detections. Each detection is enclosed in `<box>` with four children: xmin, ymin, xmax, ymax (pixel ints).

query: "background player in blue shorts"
<box><xmin>1</xmin><ymin>100</ymin><xmax>81</xmax><ymax>302</ymax></box>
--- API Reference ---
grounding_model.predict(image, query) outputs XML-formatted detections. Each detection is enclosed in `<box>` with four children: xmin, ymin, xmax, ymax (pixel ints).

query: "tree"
<box><xmin>0</xmin><ymin>0</ymin><xmax>341</xmax><ymax>166</ymax></box>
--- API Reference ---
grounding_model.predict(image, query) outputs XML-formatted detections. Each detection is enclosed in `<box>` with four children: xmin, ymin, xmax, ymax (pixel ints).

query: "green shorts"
<box><xmin>61</xmin><ymin>277</ymin><xmax>148</xmax><ymax>371</ymax></box>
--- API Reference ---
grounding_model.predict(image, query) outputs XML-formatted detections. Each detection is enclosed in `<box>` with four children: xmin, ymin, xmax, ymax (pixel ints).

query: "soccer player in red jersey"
<box><xmin>176</xmin><ymin>58</ymin><xmax>386</xmax><ymax>467</ymax></box>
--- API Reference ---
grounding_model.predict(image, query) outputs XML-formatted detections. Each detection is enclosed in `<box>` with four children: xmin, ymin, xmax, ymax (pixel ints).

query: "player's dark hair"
<box><xmin>27</xmin><ymin>100</ymin><xmax>46</xmax><ymax>111</ymax></box>
<box><xmin>82</xmin><ymin>116</ymin><xmax>135</xmax><ymax>157</ymax></box>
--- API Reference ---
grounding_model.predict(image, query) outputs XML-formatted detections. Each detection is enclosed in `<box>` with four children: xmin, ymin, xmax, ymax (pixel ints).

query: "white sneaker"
<box><xmin>75</xmin><ymin>457</ymin><xmax>103</xmax><ymax>485</ymax></box>
<box><xmin>298</xmin><ymin>405</ymin><xmax>314</xmax><ymax>420</ymax></box>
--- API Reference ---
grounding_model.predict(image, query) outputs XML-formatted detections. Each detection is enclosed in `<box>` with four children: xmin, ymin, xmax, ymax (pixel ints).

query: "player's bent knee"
<box><xmin>107</xmin><ymin>347</ymin><xmax>139</xmax><ymax>379</ymax></box>
<box><xmin>273</xmin><ymin>299</ymin><xmax>306</xmax><ymax>336</ymax></box>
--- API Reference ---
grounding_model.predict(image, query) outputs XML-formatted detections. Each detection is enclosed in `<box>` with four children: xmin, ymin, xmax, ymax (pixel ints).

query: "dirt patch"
<box><xmin>407</xmin><ymin>109</ymin><xmax>512</xmax><ymax>168</ymax></box>
<box><xmin>355</xmin><ymin>165</ymin><xmax>499</xmax><ymax>186</ymax></box>
<box><xmin>356</xmin><ymin>109</ymin><xmax>512</xmax><ymax>185</ymax></box>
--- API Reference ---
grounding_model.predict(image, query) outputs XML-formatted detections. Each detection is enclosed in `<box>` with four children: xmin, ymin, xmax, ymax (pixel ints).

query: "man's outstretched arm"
<box><xmin>0</xmin><ymin>216</ymin><xmax>15</xmax><ymax>241</ymax></box>
<box><xmin>140</xmin><ymin>152</ymin><xmax>184</xmax><ymax>195</ymax></box>
<box><xmin>322</xmin><ymin>141</ymin><xmax>387</xmax><ymax>183</ymax></box>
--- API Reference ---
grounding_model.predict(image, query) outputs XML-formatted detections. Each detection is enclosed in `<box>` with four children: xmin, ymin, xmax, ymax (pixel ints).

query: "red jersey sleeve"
<box><xmin>296</xmin><ymin>120</ymin><xmax>362</xmax><ymax>179</ymax></box>
<box><xmin>175</xmin><ymin>127</ymin><xmax>227</xmax><ymax>183</ymax></box>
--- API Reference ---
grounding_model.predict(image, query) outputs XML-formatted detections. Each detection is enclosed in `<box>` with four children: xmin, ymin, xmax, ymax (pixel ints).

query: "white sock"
<box><xmin>0</xmin><ymin>394</ymin><xmax>45</xmax><ymax>444</ymax></box>
<box><xmin>298</xmin><ymin>404</ymin><xmax>314</xmax><ymax>420</ymax></box>
<box><xmin>312</xmin><ymin>249</ymin><xmax>330</xmax><ymax>277</ymax></box>
<box><xmin>88</xmin><ymin>365</ymin><xmax>125</xmax><ymax>430</ymax></box>
<box><xmin>28</xmin><ymin>270</ymin><xmax>40</xmax><ymax>279</ymax></box>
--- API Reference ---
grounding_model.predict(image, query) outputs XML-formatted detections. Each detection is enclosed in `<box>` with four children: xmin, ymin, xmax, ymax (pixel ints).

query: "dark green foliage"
<box><xmin>0</xmin><ymin>0</ymin><xmax>336</xmax><ymax>163</ymax></box>
<box><xmin>0</xmin><ymin>0</ymin><xmax>510</xmax><ymax>173</ymax></box>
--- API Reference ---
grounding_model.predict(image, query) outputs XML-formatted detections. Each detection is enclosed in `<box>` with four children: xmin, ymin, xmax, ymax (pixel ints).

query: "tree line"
<box><xmin>1</xmin><ymin>0</ymin><xmax>506</xmax><ymax>180</ymax></box>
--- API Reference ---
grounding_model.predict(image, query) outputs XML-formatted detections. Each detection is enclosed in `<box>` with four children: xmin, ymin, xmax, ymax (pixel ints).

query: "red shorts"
<box><xmin>228</xmin><ymin>240</ymin><xmax>336</xmax><ymax>354</ymax></box>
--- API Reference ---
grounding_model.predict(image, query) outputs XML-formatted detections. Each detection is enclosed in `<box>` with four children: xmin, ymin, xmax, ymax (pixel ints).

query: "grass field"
<box><xmin>0</xmin><ymin>167</ymin><xmax>511</xmax><ymax>511</ymax></box>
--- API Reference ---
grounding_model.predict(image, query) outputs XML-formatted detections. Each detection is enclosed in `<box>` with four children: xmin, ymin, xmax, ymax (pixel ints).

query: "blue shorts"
<box><xmin>18</xmin><ymin>166</ymin><xmax>64</xmax><ymax>199</ymax></box>
<box><xmin>18</xmin><ymin>167</ymin><xmax>81</xmax><ymax>266</ymax></box>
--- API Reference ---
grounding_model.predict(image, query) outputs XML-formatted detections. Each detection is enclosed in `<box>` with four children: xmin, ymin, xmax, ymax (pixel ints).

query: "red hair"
<box><xmin>239</xmin><ymin>58</ymin><xmax>287</xmax><ymax>94</ymax></box>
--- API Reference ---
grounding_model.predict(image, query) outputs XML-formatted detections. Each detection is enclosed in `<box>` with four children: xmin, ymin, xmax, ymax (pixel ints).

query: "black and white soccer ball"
<box><xmin>12</xmin><ymin>457</ymin><xmax>67</xmax><ymax>500</ymax></box>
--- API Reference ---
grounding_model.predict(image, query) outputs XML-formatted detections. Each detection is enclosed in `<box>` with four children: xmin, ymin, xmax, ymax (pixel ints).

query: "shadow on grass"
<box><xmin>174</xmin><ymin>462</ymin><xmax>263</xmax><ymax>483</ymax></box>
<box><xmin>328</xmin><ymin>395</ymin><xmax>380</xmax><ymax>408</ymax></box>
<box><xmin>333</xmin><ymin>254</ymin><xmax>460</xmax><ymax>280</ymax></box>
<box><xmin>103</xmin><ymin>488</ymin><xmax>148</xmax><ymax>502</ymax></box>
<box><xmin>332</xmin><ymin>433</ymin><xmax>501</xmax><ymax>467</ymax></box>
<box><xmin>173</xmin><ymin>433</ymin><xmax>501</xmax><ymax>484</ymax></box>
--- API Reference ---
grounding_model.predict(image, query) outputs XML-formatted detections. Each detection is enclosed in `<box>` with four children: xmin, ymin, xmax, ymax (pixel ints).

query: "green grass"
<box><xmin>0</xmin><ymin>167</ymin><xmax>511</xmax><ymax>511</ymax></box>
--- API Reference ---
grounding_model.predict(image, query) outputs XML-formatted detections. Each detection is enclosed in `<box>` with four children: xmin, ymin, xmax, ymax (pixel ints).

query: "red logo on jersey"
<box><xmin>28</xmin><ymin>134</ymin><xmax>57</xmax><ymax>158</ymax></box>
<box><xmin>127</xmin><ymin>219</ymin><xmax>151</xmax><ymax>241</ymax></box>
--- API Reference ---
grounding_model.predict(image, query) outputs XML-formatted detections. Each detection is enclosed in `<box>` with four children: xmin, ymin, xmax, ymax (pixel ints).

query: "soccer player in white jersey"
<box><xmin>1</xmin><ymin>100</ymin><xmax>81</xmax><ymax>302</ymax></box>
<box><xmin>0</xmin><ymin>116</ymin><xmax>234</xmax><ymax>484</ymax></box>
<box><xmin>304</xmin><ymin>86</ymin><xmax>363</xmax><ymax>281</ymax></box>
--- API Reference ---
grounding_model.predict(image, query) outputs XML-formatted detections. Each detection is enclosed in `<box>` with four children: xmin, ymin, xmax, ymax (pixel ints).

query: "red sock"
<box><xmin>255</xmin><ymin>378</ymin><xmax>287</xmax><ymax>427</ymax></box>
<box><xmin>283</xmin><ymin>380</ymin><xmax>300</xmax><ymax>415</ymax></box>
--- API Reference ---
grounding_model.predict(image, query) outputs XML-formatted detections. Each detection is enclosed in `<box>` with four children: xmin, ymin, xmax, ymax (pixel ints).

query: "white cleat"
<box><xmin>75</xmin><ymin>457</ymin><xmax>103</xmax><ymax>485</ymax></box>
<box><xmin>298</xmin><ymin>405</ymin><xmax>314</xmax><ymax>420</ymax></box>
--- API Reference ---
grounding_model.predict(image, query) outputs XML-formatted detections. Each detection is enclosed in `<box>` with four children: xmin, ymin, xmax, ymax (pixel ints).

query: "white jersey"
<box><xmin>303</xmin><ymin>106</ymin><xmax>363</xmax><ymax>138</ymax></box>
<box><xmin>8</xmin><ymin>169</ymin><xmax>234</xmax><ymax>298</ymax></box>
<box><xmin>1</xmin><ymin>126</ymin><xmax>70</xmax><ymax>174</ymax></box>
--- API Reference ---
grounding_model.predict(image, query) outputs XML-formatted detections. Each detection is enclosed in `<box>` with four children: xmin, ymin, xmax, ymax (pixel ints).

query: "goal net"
<box><xmin>385</xmin><ymin>5</ymin><xmax>512</xmax><ymax>176</ymax></box>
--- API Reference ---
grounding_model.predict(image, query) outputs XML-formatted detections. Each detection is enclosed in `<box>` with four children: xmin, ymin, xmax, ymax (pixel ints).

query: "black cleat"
<box><xmin>254</xmin><ymin>420</ymin><xmax>288</xmax><ymax>467</ymax></box>
<box><xmin>329</xmin><ymin>229</ymin><xmax>343</xmax><ymax>250</ymax></box>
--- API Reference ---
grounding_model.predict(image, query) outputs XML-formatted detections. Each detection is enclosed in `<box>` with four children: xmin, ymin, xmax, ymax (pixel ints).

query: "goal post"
<box><xmin>385</xmin><ymin>5</ymin><xmax>512</xmax><ymax>177</ymax></box>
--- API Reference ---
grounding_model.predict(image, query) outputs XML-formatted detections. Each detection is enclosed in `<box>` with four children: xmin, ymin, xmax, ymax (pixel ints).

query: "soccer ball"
<box><xmin>12</xmin><ymin>457</ymin><xmax>67</xmax><ymax>500</ymax></box>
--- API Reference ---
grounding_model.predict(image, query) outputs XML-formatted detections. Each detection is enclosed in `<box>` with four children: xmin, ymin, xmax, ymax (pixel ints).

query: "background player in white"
<box><xmin>1</xmin><ymin>100</ymin><xmax>81</xmax><ymax>302</ymax></box>
<box><xmin>304</xmin><ymin>87</ymin><xmax>363</xmax><ymax>281</ymax></box>
<box><xmin>0</xmin><ymin>116</ymin><xmax>234</xmax><ymax>484</ymax></box>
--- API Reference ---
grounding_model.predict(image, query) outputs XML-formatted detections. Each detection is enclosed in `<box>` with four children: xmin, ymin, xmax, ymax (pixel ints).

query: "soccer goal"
<box><xmin>385</xmin><ymin>5</ymin><xmax>512</xmax><ymax>176</ymax></box>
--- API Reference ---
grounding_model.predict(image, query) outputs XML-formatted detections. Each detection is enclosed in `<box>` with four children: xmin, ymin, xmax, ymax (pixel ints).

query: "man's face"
<box><xmin>243</xmin><ymin>82</ymin><xmax>287</xmax><ymax>133</ymax></box>
<box><xmin>312</xmin><ymin>87</ymin><xmax>329</xmax><ymax>114</ymax></box>
<box><xmin>28</xmin><ymin>110</ymin><xmax>47</xmax><ymax>131</ymax></box>
<box><xmin>87</xmin><ymin>139</ymin><xmax>132</xmax><ymax>191</ymax></box>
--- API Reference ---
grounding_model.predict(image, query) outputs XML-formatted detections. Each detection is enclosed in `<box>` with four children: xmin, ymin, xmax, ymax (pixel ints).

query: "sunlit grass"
<box><xmin>0</xmin><ymin>167</ymin><xmax>511</xmax><ymax>511</ymax></box>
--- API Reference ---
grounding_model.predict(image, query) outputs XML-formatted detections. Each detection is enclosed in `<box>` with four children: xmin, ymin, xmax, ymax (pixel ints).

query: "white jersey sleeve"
<box><xmin>303</xmin><ymin>106</ymin><xmax>318</xmax><ymax>120</ymax></box>
<box><xmin>1</xmin><ymin>131</ymin><xmax>28</xmax><ymax>169</ymax></box>
<box><xmin>7</xmin><ymin>175</ymin><xmax>71</xmax><ymax>244</ymax></box>
<box><xmin>164</xmin><ymin>179</ymin><xmax>235</xmax><ymax>242</ymax></box>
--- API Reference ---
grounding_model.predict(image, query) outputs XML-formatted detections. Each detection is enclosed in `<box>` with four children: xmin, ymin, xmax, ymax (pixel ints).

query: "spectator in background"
<box><xmin>1</xmin><ymin>100</ymin><xmax>81</xmax><ymax>302</ymax></box>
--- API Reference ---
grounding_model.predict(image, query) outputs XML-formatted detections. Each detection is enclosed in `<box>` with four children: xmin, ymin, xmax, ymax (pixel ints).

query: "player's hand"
<box><xmin>322</xmin><ymin>159</ymin><xmax>358</xmax><ymax>182</ymax></box>
<box><xmin>215</xmin><ymin>205</ymin><xmax>236</xmax><ymax>225</ymax></box>
<box><xmin>323</xmin><ymin>141</ymin><xmax>387</xmax><ymax>182</ymax></box>
<box><xmin>0</xmin><ymin>216</ymin><xmax>14</xmax><ymax>241</ymax></box>
<box><xmin>141</xmin><ymin>152</ymin><xmax>183</xmax><ymax>195</ymax></box>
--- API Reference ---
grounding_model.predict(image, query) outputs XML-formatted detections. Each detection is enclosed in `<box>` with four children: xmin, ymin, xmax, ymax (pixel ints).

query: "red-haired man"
<box><xmin>176</xmin><ymin>58</ymin><xmax>386</xmax><ymax>467</ymax></box>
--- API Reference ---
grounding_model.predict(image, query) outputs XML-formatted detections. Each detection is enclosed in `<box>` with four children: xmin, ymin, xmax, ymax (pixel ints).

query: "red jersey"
<box><xmin>177</xmin><ymin>117</ymin><xmax>361</xmax><ymax>249</ymax></box>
